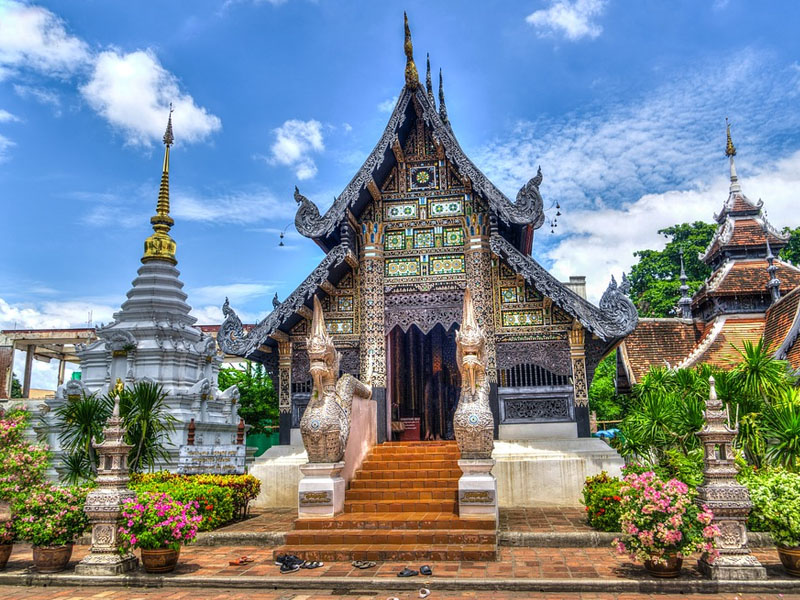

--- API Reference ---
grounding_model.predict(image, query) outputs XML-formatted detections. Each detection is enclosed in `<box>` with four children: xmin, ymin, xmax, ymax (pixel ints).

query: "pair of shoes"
<box><xmin>228</xmin><ymin>555</ymin><xmax>254</xmax><ymax>566</ymax></box>
<box><xmin>301</xmin><ymin>561</ymin><xmax>324</xmax><ymax>569</ymax></box>
<box><xmin>352</xmin><ymin>560</ymin><xmax>377</xmax><ymax>569</ymax></box>
<box><xmin>276</xmin><ymin>554</ymin><xmax>304</xmax><ymax>574</ymax></box>
<box><xmin>398</xmin><ymin>567</ymin><xmax>418</xmax><ymax>577</ymax></box>
<box><xmin>420</xmin><ymin>565</ymin><xmax>432</xmax><ymax>576</ymax></box>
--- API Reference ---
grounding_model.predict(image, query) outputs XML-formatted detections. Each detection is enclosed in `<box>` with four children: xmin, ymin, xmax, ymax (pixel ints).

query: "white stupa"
<box><xmin>46</xmin><ymin>110</ymin><xmax>240</xmax><ymax>468</ymax></box>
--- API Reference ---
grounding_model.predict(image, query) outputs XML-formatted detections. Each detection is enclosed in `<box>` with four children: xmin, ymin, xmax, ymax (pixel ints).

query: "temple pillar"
<box><xmin>0</xmin><ymin>338</ymin><xmax>13</xmax><ymax>399</ymax></box>
<box><xmin>464</xmin><ymin>215</ymin><xmax>496</xmax><ymax>378</ymax></box>
<box><xmin>277</xmin><ymin>337</ymin><xmax>292</xmax><ymax>445</ymax></box>
<box><xmin>57</xmin><ymin>357</ymin><xmax>66</xmax><ymax>387</ymax></box>
<box><xmin>359</xmin><ymin>222</ymin><xmax>387</xmax><ymax>438</ymax></box>
<box><xmin>568</xmin><ymin>322</ymin><xmax>590</xmax><ymax>437</ymax></box>
<box><xmin>22</xmin><ymin>344</ymin><xmax>34</xmax><ymax>398</ymax></box>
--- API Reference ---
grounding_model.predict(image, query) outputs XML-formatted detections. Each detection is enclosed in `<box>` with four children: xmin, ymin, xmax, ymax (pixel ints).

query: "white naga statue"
<box><xmin>300</xmin><ymin>296</ymin><xmax>372</xmax><ymax>463</ymax></box>
<box><xmin>453</xmin><ymin>288</ymin><xmax>495</xmax><ymax>459</ymax></box>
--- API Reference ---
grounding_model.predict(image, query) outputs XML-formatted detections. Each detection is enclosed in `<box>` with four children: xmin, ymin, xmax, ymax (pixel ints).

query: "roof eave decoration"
<box><xmin>294</xmin><ymin>84</ymin><xmax>546</xmax><ymax>244</ymax></box>
<box><xmin>489</xmin><ymin>234</ymin><xmax>638</xmax><ymax>342</ymax></box>
<box><xmin>218</xmin><ymin>243</ymin><xmax>354</xmax><ymax>359</ymax></box>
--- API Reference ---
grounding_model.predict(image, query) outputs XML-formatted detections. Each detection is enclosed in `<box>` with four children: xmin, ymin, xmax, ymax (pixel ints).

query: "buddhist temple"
<box><xmin>617</xmin><ymin>122</ymin><xmax>800</xmax><ymax>390</ymax></box>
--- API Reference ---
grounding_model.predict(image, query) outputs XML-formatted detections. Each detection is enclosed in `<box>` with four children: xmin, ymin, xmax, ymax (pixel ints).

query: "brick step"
<box><xmin>349</xmin><ymin>478</ymin><xmax>458</xmax><ymax>490</ymax></box>
<box><xmin>368</xmin><ymin>451</ymin><xmax>460</xmax><ymax>460</ymax></box>
<box><xmin>359</xmin><ymin>459</ymin><xmax>460</xmax><ymax>471</ymax></box>
<box><xmin>293</xmin><ymin>513</ymin><xmax>495</xmax><ymax>531</ymax></box>
<box><xmin>358</xmin><ymin>468</ymin><xmax>462</xmax><ymax>480</ymax></box>
<box><xmin>381</xmin><ymin>441</ymin><xmax>458</xmax><ymax>446</ymax></box>
<box><xmin>345</xmin><ymin>488</ymin><xmax>457</xmax><ymax>502</ymax></box>
<box><xmin>285</xmin><ymin>529</ymin><xmax>495</xmax><ymax>546</ymax></box>
<box><xmin>272</xmin><ymin>543</ymin><xmax>496</xmax><ymax>562</ymax></box>
<box><xmin>344</xmin><ymin>499</ymin><xmax>457</xmax><ymax>513</ymax></box>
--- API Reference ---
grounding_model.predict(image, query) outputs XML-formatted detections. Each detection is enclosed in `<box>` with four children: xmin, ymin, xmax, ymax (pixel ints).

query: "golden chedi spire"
<box><xmin>142</xmin><ymin>105</ymin><xmax>177</xmax><ymax>265</ymax></box>
<box><xmin>725</xmin><ymin>117</ymin><xmax>736</xmax><ymax>157</ymax></box>
<box><xmin>725</xmin><ymin>117</ymin><xmax>741</xmax><ymax>193</ymax></box>
<box><xmin>404</xmin><ymin>12</ymin><xmax>419</xmax><ymax>89</ymax></box>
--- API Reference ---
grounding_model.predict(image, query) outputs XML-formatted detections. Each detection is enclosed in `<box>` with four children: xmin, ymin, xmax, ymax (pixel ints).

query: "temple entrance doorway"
<box><xmin>387</xmin><ymin>323</ymin><xmax>461</xmax><ymax>441</ymax></box>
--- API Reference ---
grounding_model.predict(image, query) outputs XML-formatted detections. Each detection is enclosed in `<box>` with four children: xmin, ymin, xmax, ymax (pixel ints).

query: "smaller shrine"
<box><xmin>41</xmin><ymin>111</ymin><xmax>240</xmax><ymax>470</ymax></box>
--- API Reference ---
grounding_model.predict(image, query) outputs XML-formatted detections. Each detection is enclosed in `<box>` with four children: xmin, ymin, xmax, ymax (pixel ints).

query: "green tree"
<box><xmin>10</xmin><ymin>374</ymin><xmax>22</xmax><ymax>398</ymax></box>
<box><xmin>628</xmin><ymin>222</ymin><xmax>717</xmax><ymax>317</ymax></box>
<box><xmin>218</xmin><ymin>362</ymin><xmax>278</xmax><ymax>434</ymax></box>
<box><xmin>780</xmin><ymin>226</ymin><xmax>800</xmax><ymax>265</ymax></box>
<box><xmin>588</xmin><ymin>354</ymin><xmax>627</xmax><ymax>421</ymax></box>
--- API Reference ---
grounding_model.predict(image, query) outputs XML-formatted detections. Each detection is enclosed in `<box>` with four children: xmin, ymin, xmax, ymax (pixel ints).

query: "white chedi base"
<box><xmin>457</xmin><ymin>459</ymin><xmax>498</xmax><ymax>522</ymax></box>
<box><xmin>297</xmin><ymin>461</ymin><xmax>345</xmax><ymax>518</ymax></box>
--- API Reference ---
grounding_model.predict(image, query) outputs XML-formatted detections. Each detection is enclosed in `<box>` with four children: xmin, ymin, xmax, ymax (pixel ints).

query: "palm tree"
<box><xmin>761</xmin><ymin>387</ymin><xmax>800</xmax><ymax>472</ymax></box>
<box><xmin>53</xmin><ymin>393</ymin><xmax>110</xmax><ymax>481</ymax></box>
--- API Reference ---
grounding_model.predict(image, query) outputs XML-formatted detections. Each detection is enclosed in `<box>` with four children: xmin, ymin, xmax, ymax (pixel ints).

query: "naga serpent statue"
<box><xmin>300</xmin><ymin>295</ymin><xmax>372</xmax><ymax>463</ymax></box>
<box><xmin>453</xmin><ymin>288</ymin><xmax>495</xmax><ymax>459</ymax></box>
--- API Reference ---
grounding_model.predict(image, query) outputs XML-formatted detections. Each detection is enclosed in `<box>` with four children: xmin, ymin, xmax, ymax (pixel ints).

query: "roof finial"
<box><xmin>726</xmin><ymin>118</ymin><xmax>741</xmax><ymax>194</ymax></box>
<box><xmin>438</xmin><ymin>68</ymin><xmax>449</xmax><ymax>126</ymax></box>
<box><xmin>425</xmin><ymin>53</ymin><xmax>435</xmax><ymax>106</ymax></box>
<box><xmin>678</xmin><ymin>247</ymin><xmax>692</xmax><ymax>319</ymax></box>
<box><xmin>142</xmin><ymin>104</ymin><xmax>177</xmax><ymax>265</ymax></box>
<box><xmin>403</xmin><ymin>12</ymin><xmax>419</xmax><ymax>89</ymax></box>
<box><xmin>765</xmin><ymin>231</ymin><xmax>781</xmax><ymax>304</ymax></box>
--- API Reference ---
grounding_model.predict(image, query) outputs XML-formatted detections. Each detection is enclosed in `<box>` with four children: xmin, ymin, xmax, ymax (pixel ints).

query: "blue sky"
<box><xmin>2</xmin><ymin>0</ymin><xmax>800</xmax><ymax>388</ymax></box>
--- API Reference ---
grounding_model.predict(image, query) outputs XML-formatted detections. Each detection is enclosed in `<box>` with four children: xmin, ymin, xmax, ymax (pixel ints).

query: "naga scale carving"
<box><xmin>453</xmin><ymin>288</ymin><xmax>494</xmax><ymax>459</ymax></box>
<box><xmin>300</xmin><ymin>296</ymin><xmax>372</xmax><ymax>464</ymax></box>
<box><xmin>490</xmin><ymin>235</ymin><xmax>638</xmax><ymax>342</ymax></box>
<box><xmin>218</xmin><ymin>243</ymin><xmax>352</xmax><ymax>358</ymax></box>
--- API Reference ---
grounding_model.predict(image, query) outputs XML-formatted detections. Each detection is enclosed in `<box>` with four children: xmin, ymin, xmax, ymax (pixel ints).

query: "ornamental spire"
<box><xmin>726</xmin><ymin>118</ymin><xmax>741</xmax><ymax>194</ymax></box>
<box><xmin>438</xmin><ymin>68</ymin><xmax>449</xmax><ymax>126</ymax></box>
<box><xmin>678</xmin><ymin>247</ymin><xmax>692</xmax><ymax>319</ymax></box>
<box><xmin>142</xmin><ymin>105</ymin><xmax>177</xmax><ymax>265</ymax></box>
<box><xmin>403</xmin><ymin>12</ymin><xmax>419</xmax><ymax>89</ymax></box>
<box><xmin>425</xmin><ymin>53</ymin><xmax>435</xmax><ymax>106</ymax></box>
<box><xmin>765</xmin><ymin>233</ymin><xmax>781</xmax><ymax>304</ymax></box>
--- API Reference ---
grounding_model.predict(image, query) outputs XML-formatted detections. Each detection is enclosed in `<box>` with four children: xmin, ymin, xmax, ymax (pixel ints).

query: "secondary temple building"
<box><xmin>220</xmin><ymin>19</ymin><xmax>637</xmax><ymax>454</ymax></box>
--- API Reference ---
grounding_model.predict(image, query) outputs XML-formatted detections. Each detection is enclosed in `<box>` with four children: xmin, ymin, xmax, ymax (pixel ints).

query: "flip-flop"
<box><xmin>419</xmin><ymin>589</ymin><xmax>431</xmax><ymax>599</ymax></box>
<box><xmin>353</xmin><ymin>560</ymin><xmax>376</xmax><ymax>569</ymax></box>
<box><xmin>420</xmin><ymin>565</ymin><xmax>432</xmax><ymax>576</ymax></box>
<box><xmin>397</xmin><ymin>567</ymin><xmax>419</xmax><ymax>577</ymax></box>
<box><xmin>301</xmin><ymin>561</ymin><xmax>324</xmax><ymax>569</ymax></box>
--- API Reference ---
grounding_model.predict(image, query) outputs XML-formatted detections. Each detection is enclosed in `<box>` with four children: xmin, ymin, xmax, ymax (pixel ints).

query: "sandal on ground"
<box><xmin>419</xmin><ymin>589</ymin><xmax>431</xmax><ymax>599</ymax></box>
<box><xmin>280</xmin><ymin>562</ymin><xmax>300</xmax><ymax>574</ymax></box>
<box><xmin>420</xmin><ymin>565</ymin><xmax>432</xmax><ymax>576</ymax></box>
<box><xmin>229</xmin><ymin>556</ymin><xmax>254</xmax><ymax>566</ymax></box>
<box><xmin>301</xmin><ymin>561</ymin><xmax>323</xmax><ymax>569</ymax></box>
<box><xmin>353</xmin><ymin>560</ymin><xmax>376</xmax><ymax>569</ymax></box>
<box><xmin>397</xmin><ymin>567</ymin><xmax>419</xmax><ymax>577</ymax></box>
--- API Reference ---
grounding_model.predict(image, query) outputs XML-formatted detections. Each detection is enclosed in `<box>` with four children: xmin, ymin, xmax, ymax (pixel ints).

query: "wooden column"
<box><xmin>277</xmin><ymin>337</ymin><xmax>292</xmax><ymax>445</ymax></box>
<box><xmin>22</xmin><ymin>344</ymin><xmax>34</xmax><ymax>398</ymax></box>
<box><xmin>568</xmin><ymin>322</ymin><xmax>590</xmax><ymax>437</ymax></box>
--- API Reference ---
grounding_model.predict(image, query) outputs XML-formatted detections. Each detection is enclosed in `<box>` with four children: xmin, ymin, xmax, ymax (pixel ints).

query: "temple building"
<box><xmin>220</xmin><ymin>18</ymin><xmax>637</xmax><ymax>454</ymax></box>
<box><xmin>617</xmin><ymin>124</ymin><xmax>800</xmax><ymax>389</ymax></box>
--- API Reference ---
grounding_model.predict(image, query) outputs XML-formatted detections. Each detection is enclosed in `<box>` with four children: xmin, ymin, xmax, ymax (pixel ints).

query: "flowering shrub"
<box><xmin>0</xmin><ymin>520</ymin><xmax>13</xmax><ymax>545</ymax></box>
<box><xmin>118</xmin><ymin>492</ymin><xmax>201</xmax><ymax>552</ymax></box>
<box><xmin>614</xmin><ymin>471</ymin><xmax>719</xmax><ymax>565</ymax></box>
<box><xmin>739</xmin><ymin>466</ymin><xmax>800</xmax><ymax>546</ymax></box>
<box><xmin>131</xmin><ymin>479</ymin><xmax>234</xmax><ymax>531</ymax></box>
<box><xmin>581</xmin><ymin>472</ymin><xmax>624</xmax><ymax>532</ymax></box>
<box><xmin>12</xmin><ymin>485</ymin><xmax>89</xmax><ymax>547</ymax></box>
<box><xmin>0</xmin><ymin>410</ymin><xmax>49</xmax><ymax>501</ymax></box>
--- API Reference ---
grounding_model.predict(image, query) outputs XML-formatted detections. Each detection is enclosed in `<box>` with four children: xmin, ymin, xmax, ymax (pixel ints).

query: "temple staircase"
<box><xmin>273</xmin><ymin>441</ymin><xmax>497</xmax><ymax>561</ymax></box>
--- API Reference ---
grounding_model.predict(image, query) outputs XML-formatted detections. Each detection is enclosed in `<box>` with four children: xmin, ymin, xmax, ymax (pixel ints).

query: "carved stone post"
<box><xmin>359</xmin><ymin>222</ymin><xmax>386</xmax><ymax>387</ymax></box>
<box><xmin>568</xmin><ymin>321</ymin><xmax>590</xmax><ymax>437</ymax></box>
<box><xmin>696</xmin><ymin>376</ymin><xmax>765</xmax><ymax>580</ymax></box>
<box><xmin>75</xmin><ymin>390</ymin><xmax>138</xmax><ymax>575</ymax></box>
<box><xmin>277</xmin><ymin>336</ymin><xmax>292</xmax><ymax>445</ymax></box>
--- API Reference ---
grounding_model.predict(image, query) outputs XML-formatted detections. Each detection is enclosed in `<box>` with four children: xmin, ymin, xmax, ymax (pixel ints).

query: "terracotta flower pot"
<box><xmin>0</xmin><ymin>544</ymin><xmax>12</xmax><ymax>570</ymax></box>
<box><xmin>644</xmin><ymin>554</ymin><xmax>682</xmax><ymax>578</ymax></box>
<box><xmin>778</xmin><ymin>545</ymin><xmax>800</xmax><ymax>577</ymax></box>
<box><xmin>32</xmin><ymin>543</ymin><xmax>73</xmax><ymax>573</ymax></box>
<box><xmin>140</xmin><ymin>547</ymin><xmax>181</xmax><ymax>573</ymax></box>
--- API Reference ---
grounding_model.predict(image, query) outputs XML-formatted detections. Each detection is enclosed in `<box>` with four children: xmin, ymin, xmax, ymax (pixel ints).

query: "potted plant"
<box><xmin>13</xmin><ymin>485</ymin><xmax>89</xmax><ymax>573</ymax></box>
<box><xmin>0</xmin><ymin>519</ymin><xmax>13</xmax><ymax>570</ymax></box>
<box><xmin>614</xmin><ymin>471</ymin><xmax>718</xmax><ymax>577</ymax></box>
<box><xmin>118</xmin><ymin>492</ymin><xmax>201</xmax><ymax>573</ymax></box>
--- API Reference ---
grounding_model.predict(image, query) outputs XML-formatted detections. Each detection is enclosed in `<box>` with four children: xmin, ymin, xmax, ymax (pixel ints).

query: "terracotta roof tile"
<box><xmin>764</xmin><ymin>287</ymin><xmax>800</xmax><ymax>353</ymax></box>
<box><xmin>726</xmin><ymin>219</ymin><xmax>785</xmax><ymax>248</ymax></box>
<box><xmin>684</xmin><ymin>317</ymin><xmax>765</xmax><ymax>369</ymax></box>
<box><xmin>620</xmin><ymin>319</ymin><xmax>702</xmax><ymax>383</ymax></box>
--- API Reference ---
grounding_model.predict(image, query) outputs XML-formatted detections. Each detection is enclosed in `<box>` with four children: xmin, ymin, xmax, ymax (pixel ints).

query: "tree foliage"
<box><xmin>588</xmin><ymin>354</ymin><xmax>628</xmax><ymax>421</ymax></box>
<box><xmin>780</xmin><ymin>226</ymin><xmax>800</xmax><ymax>266</ymax></box>
<box><xmin>218</xmin><ymin>362</ymin><xmax>278</xmax><ymax>434</ymax></box>
<box><xmin>628</xmin><ymin>222</ymin><xmax>717</xmax><ymax>317</ymax></box>
<box><xmin>10</xmin><ymin>374</ymin><xmax>22</xmax><ymax>398</ymax></box>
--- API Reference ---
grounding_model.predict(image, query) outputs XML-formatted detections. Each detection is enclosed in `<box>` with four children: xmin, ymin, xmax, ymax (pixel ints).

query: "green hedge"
<box><xmin>581</xmin><ymin>471</ymin><xmax>624</xmax><ymax>532</ymax></box>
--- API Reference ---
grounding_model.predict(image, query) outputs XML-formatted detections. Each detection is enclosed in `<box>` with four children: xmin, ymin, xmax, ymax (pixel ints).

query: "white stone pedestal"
<box><xmin>297</xmin><ymin>461</ymin><xmax>345</xmax><ymax>518</ymax></box>
<box><xmin>457</xmin><ymin>459</ymin><xmax>498</xmax><ymax>523</ymax></box>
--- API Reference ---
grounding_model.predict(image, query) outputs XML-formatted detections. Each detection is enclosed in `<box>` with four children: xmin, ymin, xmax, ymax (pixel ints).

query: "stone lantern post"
<box><xmin>695</xmin><ymin>376</ymin><xmax>765</xmax><ymax>580</ymax></box>
<box><xmin>75</xmin><ymin>382</ymin><xmax>138</xmax><ymax>575</ymax></box>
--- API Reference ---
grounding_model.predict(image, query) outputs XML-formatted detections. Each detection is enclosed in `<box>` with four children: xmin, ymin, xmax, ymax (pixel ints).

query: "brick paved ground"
<box><xmin>1</xmin><ymin>588</ymin><xmax>799</xmax><ymax>600</ymax></box>
<box><xmin>221</xmin><ymin>507</ymin><xmax>591</xmax><ymax>534</ymax></box>
<box><xmin>1</xmin><ymin>543</ymin><xmax>787</xmax><ymax>580</ymax></box>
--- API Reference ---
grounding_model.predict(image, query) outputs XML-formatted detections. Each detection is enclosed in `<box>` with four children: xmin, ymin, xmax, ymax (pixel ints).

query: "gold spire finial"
<box><xmin>404</xmin><ymin>12</ymin><xmax>419</xmax><ymax>89</ymax></box>
<box><xmin>142</xmin><ymin>105</ymin><xmax>177</xmax><ymax>265</ymax></box>
<box><xmin>725</xmin><ymin>117</ymin><xmax>736</xmax><ymax>157</ymax></box>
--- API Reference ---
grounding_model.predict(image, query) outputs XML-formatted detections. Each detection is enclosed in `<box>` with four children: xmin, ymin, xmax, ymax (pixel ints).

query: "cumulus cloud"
<box><xmin>526</xmin><ymin>0</ymin><xmax>607</xmax><ymax>41</ymax></box>
<box><xmin>269</xmin><ymin>119</ymin><xmax>324</xmax><ymax>180</ymax></box>
<box><xmin>173</xmin><ymin>188</ymin><xmax>295</xmax><ymax>224</ymax></box>
<box><xmin>80</xmin><ymin>49</ymin><xmax>221</xmax><ymax>146</ymax></box>
<box><xmin>377</xmin><ymin>96</ymin><xmax>399</xmax><ymax>113</ymax></box>
<box><xmin>0</xmin><ymin>0</ymin><xmax>90</xmax><ymax>79</ymax></box>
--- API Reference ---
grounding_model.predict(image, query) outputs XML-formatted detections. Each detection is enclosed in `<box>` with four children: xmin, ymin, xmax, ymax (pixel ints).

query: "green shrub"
<box><xmin>13</xmin><ymin>484</ymin><xmax>89</xmax><ymax>546</ymax></box>
<box><xmin>130</xmin><ymin>473</ymin><xmax>260</xmax><ymax>517</ymax></box>
<box><xmin>581</xmin><ymin>471</ymin><xmax>624</xmax><ymax>532</ymax></box>
<box><xmin>738</xmin><ymin>466</ymin><xmax>800</xmax><ymax>544</ymax></box>
<box><xmin>131</xmin><ymin>479</ymin><xmax>235</xmax><ymax>531</ymax></box>
<box><xmin>0</xmin><ymin>409</ymin><xmax>49</xmax><ymax>501</ymax></box>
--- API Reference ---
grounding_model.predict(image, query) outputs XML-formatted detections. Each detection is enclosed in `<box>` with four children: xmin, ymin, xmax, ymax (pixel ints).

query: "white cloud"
<box><xmin>80</xmin><ymin>49</ymin><xmax>222</xmax><ymax>146</ymax></box>
<box><xmin>0</xmin><ymin>109</ymin><xmax>19</xmax><ymax>122</ymax></box>
<box><xmin>189</xmin><ymin>283</ymin><xmax>275</xmax><ymax>306</ymax></box>
<box><xmin>0</xmin><ymin>134</ymin><xmax>14</xmax><ymax>162</ymax></box>
<box><xmin>269</xmin><ymin>119</ymin><xmax>324</xmax><ymax>180</ymax></box>
<box><xmin>546</xmin><ymin>151</ymin><xmax>800</xmax><ymax>302</ymax></box>
<box><xmin>13</xmin><ymin>84</ymin><xmax>61</xmax><ymax>113</ymax></box>
<box><xmin>0</xmin><ymin>0</ymin><xmax>90</xmax><ymax>79</ymax></box>
<box><xmin>526</xmin><ymin>0</ymin><xmax>607</xmax><ymax>41</ymax></box>
<box><xmin>377</xmin><ymin>96</ymin><xmax>398</xmax><ymax>113</ymax></box>
<box><xmin>173</xmin><ymin>188</ymin><xmax>295</xmax><ymax>223</ymax></box>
